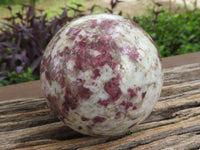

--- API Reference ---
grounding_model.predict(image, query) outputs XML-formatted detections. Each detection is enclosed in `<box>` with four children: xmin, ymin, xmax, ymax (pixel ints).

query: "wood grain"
<box><xmin>0</xmin><ymin>63</ymin><xmax>200</xmax><ymax>150</ymax></box>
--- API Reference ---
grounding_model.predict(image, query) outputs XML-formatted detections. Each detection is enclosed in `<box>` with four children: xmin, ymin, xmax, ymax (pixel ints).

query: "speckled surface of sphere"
<box><xmin>40</xmin><ymin>14</ymin><xmax>163</xmax><ymax>137</ymax></box>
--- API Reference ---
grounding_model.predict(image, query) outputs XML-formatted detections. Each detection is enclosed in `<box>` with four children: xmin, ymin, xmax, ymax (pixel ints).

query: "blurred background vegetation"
<box><xmin>0</xmin><ymin>0</ymin><xmax>200</xmax><ymax>86</ymax></box>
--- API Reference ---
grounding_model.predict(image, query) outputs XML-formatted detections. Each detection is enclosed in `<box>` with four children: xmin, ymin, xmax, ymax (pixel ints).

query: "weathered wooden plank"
<box><xmin>1</xmin><ymin>139</ymin><xmax>57</xmax><ymax>150</ymax></box>
<box><xmin>1</xmin><ymin>99</ymin><xmax>199</xmax><ymax>149</ymax></box>
<box><xmin>0</xmin><ymin>98</ymin><xmax>46</xmax><ymax>115</ymax></box>
<box><xmin>1</xmin><ymin>91</ymin><xmax>199</xmax><ymax>133</ymax></box>
<box><xmin>163</xmin><ymin>63</ymin><xmax>200</xmax><ymax>86</ymax></box>
<box><xmin>0</xmin><ymin>63</ymin><xmax>200</xmax><ymax>150</ymax></box>
<box><xmin>162</xmin><ymin>134</ymin><xmax>200</xmax><ymax>150</ymax></box>
<box><xmin>13</xmin><ymin>137</ymin><xmax>110</xmax><ymax>150</ymax></box>
<box><xmin>0</xmin><ymin>113</ymin><xmax>58</xmax><ymax>132</ymax></box>
<box><xmin>161</xmin><ymin>79</ymin><xmax>200</xmax><ymax>98</ymax></box>
<box><xmin>78</xmin><ymin>118</ymin><xmax>200</xmax><ymax>150</ymax></box>
<box><xmin>133</xmin><ymin>106</ymin><xmax>200</xmax><ymax>132</ymax></box>
<box><xmin>0</xmin><ymin>122</ymin><xmax>82</xmax><ymax>150</ymax></box>
<box><xmin>132</xmin><ymin>133</ymin><xmax>200</xmax><ymax>150</ymax></box>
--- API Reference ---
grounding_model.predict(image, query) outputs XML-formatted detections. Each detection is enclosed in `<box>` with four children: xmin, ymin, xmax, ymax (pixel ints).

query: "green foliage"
<box><xmin>135</xmin><ymin>9</ymin><xmax>200</xmax><ymax>57</ymax></box>
<box><xmin>126</xmin><ymin>129</ymin><xmax>143</xmax><ymax>135</ymax></box>
<box><xmin>0</xmin><ymin>68</ymin><xmax>39</xmax><ymax>87</ymax></box>
<box><xmin>0</xmin><ymin>0</ymin><xmax>44</xmax><ymax>6</ymax></box>
<box><xmin>43</xmin><ymin>0</ymin><xmax>85</xmax><ymax>19</ymax></box>
<box><xmin>67</xmin><ymin>0</ymin><xmax>85</xmax><ymax>7</ymax></box>
<box><xmin>0</xmin><ymin>0</ymin><xmax>31</xmax><ymax>6</ymax></box>
<box><xmin>66</xmin><ymin>0</ymin><xmax>85</xmax><ymax>17</ymax></box>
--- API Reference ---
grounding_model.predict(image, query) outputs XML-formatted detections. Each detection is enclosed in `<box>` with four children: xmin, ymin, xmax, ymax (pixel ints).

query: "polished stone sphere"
<box><xmin>40</xmin><ymin>14</ymin><xmax>163</xmax><ymax>136</ymax></box>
